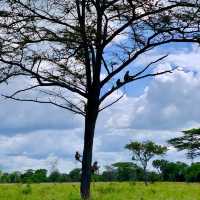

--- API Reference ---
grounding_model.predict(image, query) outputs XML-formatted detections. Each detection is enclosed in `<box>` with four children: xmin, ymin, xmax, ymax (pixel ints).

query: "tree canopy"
<box><xmin>0</xmin><ymin>0</ymin><xmax>200</xmax><ymax>113</ymax></box>
<box><xmin>168</xmin><ymin>128</ymin><xmax>200</xmax><ymax>163</ymax></box>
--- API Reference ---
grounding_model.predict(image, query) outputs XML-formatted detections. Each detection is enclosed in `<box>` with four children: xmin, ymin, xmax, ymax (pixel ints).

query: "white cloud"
<box><xmin>1</xmin><ymin>43</ymin><xmax>200</xmax><ymax>172</ymax></box>
<box><xmin>100</xmin><ymin>69</ymin><xmax>200</xmax><ymax>131</ymax></box>
<box><xmin>166</xmin><ymin>44</ymin><xmax>200</xmax><ymax>72</ymax></box>
<box><xmin>0</xmin><ymin>129</ymin><xmax>84</xmax><ymax>172</ymax></box>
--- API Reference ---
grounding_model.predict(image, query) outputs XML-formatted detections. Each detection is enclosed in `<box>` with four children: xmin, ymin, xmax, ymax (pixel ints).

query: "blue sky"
<box><xmin>1</xmin><ymin>43</ymin><xmax>200</xmax><ymax>173</ymax></box>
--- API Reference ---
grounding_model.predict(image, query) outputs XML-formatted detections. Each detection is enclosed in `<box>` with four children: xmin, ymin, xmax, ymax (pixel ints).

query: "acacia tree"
<box><xmin>0</xmin><ymin>0</ymin><xmax>200</xmax><ymax>199</ymax></box>
<box><xmin>125</xmin><ymin>141</ymin><xmax>167</xmax><ymax>185</ymax></box>
<box><xmin>168</xmin><ymin>128</ymin><xmax>200</xmax><ymax>164</ymax></box>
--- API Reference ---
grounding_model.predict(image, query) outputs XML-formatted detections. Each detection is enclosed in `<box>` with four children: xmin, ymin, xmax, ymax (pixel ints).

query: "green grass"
<box><xmin>0</xmin><ymin>182</ymin><xmax>199</xmax><ymax>200</ymax></box>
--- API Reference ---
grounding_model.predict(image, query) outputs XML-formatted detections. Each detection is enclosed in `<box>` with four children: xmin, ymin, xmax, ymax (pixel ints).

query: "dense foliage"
<box><xmin>1</xmin><ymin>161</ymin><xmax>200</xmax><ymax>184</ymax></box>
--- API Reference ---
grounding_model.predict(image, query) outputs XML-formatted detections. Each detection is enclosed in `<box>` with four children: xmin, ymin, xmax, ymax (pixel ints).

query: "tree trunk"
<box><xmin>144</xmin><ymin>167</ymin><xmax>148</xmax><ymax>186</ymax></box>
<box><xmin>80</xmin><ymin>97</ymin><xmax>99</xmax><ymax>200</ymax></box>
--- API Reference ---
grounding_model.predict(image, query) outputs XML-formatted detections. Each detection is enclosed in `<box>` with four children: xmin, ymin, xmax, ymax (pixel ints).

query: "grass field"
<box><xmin>0</xmin><ymin>182</ymin><xmax>199</xmax><ymax>200</ymax></box>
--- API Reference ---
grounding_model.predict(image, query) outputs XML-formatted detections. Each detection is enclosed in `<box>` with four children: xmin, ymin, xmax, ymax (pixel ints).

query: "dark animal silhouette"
<box><xmin>124</xmin><ymin>70</ymin><xmax>133</xmax><ymax>82</ymax></box>
<box><xmin>75</xmin><ymin>151</ymin><xmax>82</xmax><ymax>163</ymax></box>
<box><xmin>75</xmin><ymin>152</ymin><xmax>99</xmax><ymax>174</ymax></box>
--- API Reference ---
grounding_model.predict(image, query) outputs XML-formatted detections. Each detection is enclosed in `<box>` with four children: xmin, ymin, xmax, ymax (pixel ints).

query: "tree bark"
<box><xmin>80</xmin><ymin>95</ymin><xmax>99</xmax><ymax>200</ymax></box>
<box><xmin>144</xmin><ymin>166</ymin><xmax>148</xmax><ymax>186</ymax></box>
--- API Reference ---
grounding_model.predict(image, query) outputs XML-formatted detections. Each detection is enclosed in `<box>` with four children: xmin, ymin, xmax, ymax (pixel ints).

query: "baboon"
<box><xmin>75</xmin><ymin>151</ymin><xmax>82</xmax><ymax>163</ymax></box>
<box><xmin>124</xmin><ymin>70</ymin><xmax>133</xmax><ymax>82</ymax></box>
<box><xmin>116</xmin><ymin>79</ymin><xmax>122</xmax><ymax>87</ymax></box>
<box><xmin>74</xmin><ymin>152</ymin><xmax>99</xmax><ymax>174</ymax></box>
<box><xmin>91</xmin><ymin>161</ymin><xmax>99</xmax><ymax>174</ymax></box>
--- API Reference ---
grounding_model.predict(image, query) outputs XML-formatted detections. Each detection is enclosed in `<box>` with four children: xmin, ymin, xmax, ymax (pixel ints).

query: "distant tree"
<box><xmin>185</xmin><ymin>162</ymin><xmax>200</xmax><ymax>182</ymax></box>
<box><xmin>125</xmin><ymin>141</ymin><xmax>167</xmax><ymax>185</ymax></box>
<box><xmin>153</xmin><ymin>159</ymin><xmax>164</xmax><ymax>174</ymax></box>
<box><xmin>112</xmin><ymin>162</ymin><xmax>137</xmax><ymax>181</ymax></box>
<box><xmin>59</xmin><ymin>173</ymin><xmax>71</xmax><ymax>182</ymax></box>
<box><xmin>0</xmin><ymin>173</ymin><xmax>11</xmax><ymax>183</ymax></box>
<box><xmin>33</xmin><ymin>169</ymin><xmax>47</xmax><ymax>183</ymax></box>
<box><xmin>69</xmin><ymin>168</ymin><xmax>81</xmax><ymax>182</ymax></box>
<box><xmin>147</xmin><ymin>171</ymin><xmax>161</xmax><ymax>183</ymax></box>
<box><xmin>101</xmin><ymin>166</ymin><xmax>117</xmax><ymax>182</ymax></box>
<box><xmin>9</xmin><ymin>171</ymin><xmax>21</xmax><ymax>183</ymax></box>
<box><xmin>168</xmin><ymin>128</ymin><xmax>200</xmax><ymax>163</ymax></box>
<box><xmin>91</xmin><ymin>173</ymin><xmax>102</xmax><ymax>182</ymax></box>
<box><xmin>1</xmin><ymin>1</ymin><xmax>200</xmax><ymax>198</ymax></box>
<box><xmin>166</xmin><ymin>162</ymin><xmax>188</xmax><ymax>182</ymax></box>
<box><xmin>48</xmin><ymin>170</ymin><xmax>62</xmax><ymax>183</ymax></box>
<box><xmin>21</xmin><ymin>169</ymin><xmax>35</xmax><ymax>183</ymax></box>
<box><xmin>152</xmin><ymin>159</ymin><xmax>168</xmax><ymax>180</ymax></box>
<box><xmin>153</xmin><ymin>160</ymin><xmax>188</xmax><ymax>181</ymax></box>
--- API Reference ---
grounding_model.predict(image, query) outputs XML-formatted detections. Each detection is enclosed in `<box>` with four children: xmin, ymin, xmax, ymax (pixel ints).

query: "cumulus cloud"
<box><xmin>0</xmin><ymin>154</ymin><xmax>77</xmax><ymax>173</ymax></box>
<box><xmin>0</xmin><ymin>100</ymin><xmax>83</xmax><ymax>134</ymax></box>
<box><xmin>166</xmin><ymin>44</ymin><xmax>200</xmax><ymax>72</ymax></box>
<box><xmin>0</xmin><ymin>129</ymin><xmax>84</xmax><ymax>172</ymax></box>
<box><xmin>0</xmin><ymin>77</ymin><xmax>83</xmax><ymax>134</ymax></box>
<box><xmin>101</xmin><ymin>68</ymin><xmax>200</xmax><ymax>132</ymax></box>
<box><xmin>0</xmin><ymin>129</ymin><xmax>83</xmax><ymax>158</ymax></box>
<box><xmin>131</xmin><ymin>69</ymin><xmax>200</xmax><ymax>130</ymax></box>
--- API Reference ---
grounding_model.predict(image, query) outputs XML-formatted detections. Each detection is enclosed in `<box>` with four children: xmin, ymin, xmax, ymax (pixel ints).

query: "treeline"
<box><xmin>1</xmin><ymin>161</ymin><xmax>200</xmax><ymax>183</ymax></box>
<box><xmin>0</xmin><ymin>168</ymin><xmax>82</xmax><ymax>183</ymax></box>
<box><xmin>1</xmin><ymin>128</ymin><xmax>200</xmax><ymax>184</ymax></box>
<box><xmin>98</xmin><ymin>161</ymin><xmax>200</xmax><ymax>183</ymax></box>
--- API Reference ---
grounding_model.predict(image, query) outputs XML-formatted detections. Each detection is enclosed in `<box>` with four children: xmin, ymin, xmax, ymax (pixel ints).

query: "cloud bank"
<box><xmin>0</xmin><ymin>45</ymin><xmax>200</xmax><ymax>172</ymax></box>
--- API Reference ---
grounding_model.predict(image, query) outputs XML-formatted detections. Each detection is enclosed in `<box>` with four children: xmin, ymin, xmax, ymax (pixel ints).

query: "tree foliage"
<box><xmin>168</xmin><ymin>128</ymin><xmax>200</xmax><ymax>162</ymax></box>
<box><xmin>1</xmin><ymin>160</ymin><xmax>200</xmax><ymax>183</ymax></box>
<box><xmin>153</xmin><ymin>160</ymin><xmax>188</xmax><ymax>181</ymax></box>
<box><xmin>112</xmin><ymin>162</ymin><xmax>138</xmax><ymax>181</ymax></box>
<box><xmin>185</xmin><ymin>163</ymin><xmax>200</xmax><ymax>182</ymax></box>
<box><xmin>125</xmin><ymin>141</ymin><xmax>167</xmax><ymax>167</ymax></box>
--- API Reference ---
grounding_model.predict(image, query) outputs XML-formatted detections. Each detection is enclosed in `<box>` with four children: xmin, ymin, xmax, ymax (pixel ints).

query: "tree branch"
<box><xmin>101</xmin><ymin>38</ymin><xmax>200</xmax><ymax>87</ymax></box>
<box><xmin>0</xmin><ymin>58</ymin><xmax>87</xmax><ymax>98</ymax></box>
<box><xmin>2</xmin><ymin>94</ymin><xmax>85</xmax><ymax>116</ymax></box>
<box><xmin>100</xmin><ymin>68</ymin><xmax>174</xmax><ymax>103</ymax></box>
<box><xmin>103</xmin><ymin>1</ymin><xmax>198</xmax><ymax>47</ymax></box>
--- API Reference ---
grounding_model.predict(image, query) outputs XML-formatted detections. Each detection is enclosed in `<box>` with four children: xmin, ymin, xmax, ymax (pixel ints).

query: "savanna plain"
<box><xmin>0</xmin><ymin>182</ymin><xmax>199</xmax><ymax>200</ymax></box>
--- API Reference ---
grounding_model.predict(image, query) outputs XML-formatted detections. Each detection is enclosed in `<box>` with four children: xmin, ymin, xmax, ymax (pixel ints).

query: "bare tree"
<box><xmin>0</xmin><ymin>0</ymin><xmax>200</xmax><ymax>199</ymax></box>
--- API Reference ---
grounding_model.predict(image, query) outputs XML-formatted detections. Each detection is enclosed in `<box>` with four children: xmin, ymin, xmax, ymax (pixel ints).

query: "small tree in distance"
<box><xmin>125</xmin><ymin>141</ymin><xmax>167</xmax><ymax>185</ymax></box>
<box><xmin>168</xmin><ymin>128</ymin><xmax>200</xmax><ymax>164</ymax></box>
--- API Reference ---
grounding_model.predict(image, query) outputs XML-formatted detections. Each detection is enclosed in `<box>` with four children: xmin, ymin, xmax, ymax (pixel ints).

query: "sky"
<box><xmin>1</xmin><ymin>42</ymin><xmax>200</xmax><ymax>173</ymax></box>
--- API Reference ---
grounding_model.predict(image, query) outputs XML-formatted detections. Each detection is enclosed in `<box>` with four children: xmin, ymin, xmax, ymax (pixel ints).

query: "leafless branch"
<box><xmin>99</xmin><ymin>94</ymin><xmax>124</xmax><ymax>112</ymax></box>
<box><xmin>2</xmin><ymin>94</ymin><xmax>85</xmax><ymax>116</ymax></box>
<box><xmin>100</xmin><ymin>67</ymin><xmax>176</xmax><ymax>103</ymax></box>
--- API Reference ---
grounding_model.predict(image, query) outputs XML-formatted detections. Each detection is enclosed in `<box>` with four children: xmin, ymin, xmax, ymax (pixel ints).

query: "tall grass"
<box><xmin>0</xmin><ymin>182</ymin><xmax>199</xmax><ymax>200</ymax></box>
